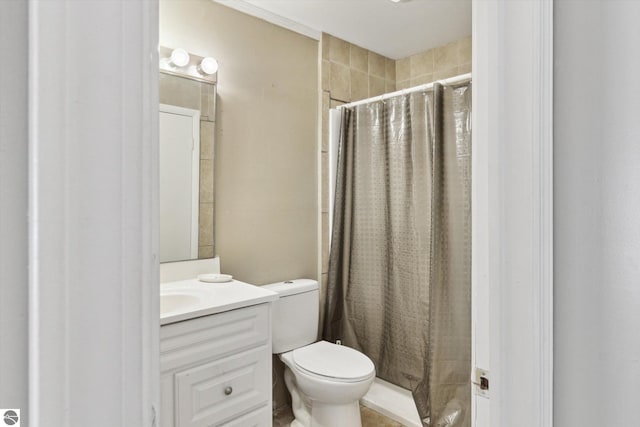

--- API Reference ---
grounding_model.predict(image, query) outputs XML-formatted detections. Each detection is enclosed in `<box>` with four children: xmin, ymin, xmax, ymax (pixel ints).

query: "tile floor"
<box><xmin>273</xmin><ymin>404</ymin><xmax>404</xmax><ymax>427</ymax></box>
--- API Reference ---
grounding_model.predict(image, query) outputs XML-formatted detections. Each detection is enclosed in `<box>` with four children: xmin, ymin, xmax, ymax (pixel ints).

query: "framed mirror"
<box><xmin>159</xmin><ymin>65</ymin><xmax>216</xmax><ymax>263</ymax></box>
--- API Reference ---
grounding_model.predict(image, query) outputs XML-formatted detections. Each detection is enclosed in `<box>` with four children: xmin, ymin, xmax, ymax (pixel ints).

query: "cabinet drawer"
<box><xmin>161</xmin><ymin>304</ymin><xmax>269</xmax><ymax>372</ymax></box>
<box><xmin>175</xmin><ymin>345</ymin><xmax>270</xmax><ymax>427</ymax></box>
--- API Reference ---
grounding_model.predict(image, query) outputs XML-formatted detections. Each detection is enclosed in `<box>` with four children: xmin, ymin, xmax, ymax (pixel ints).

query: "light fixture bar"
<box><xmin>158</xmin><ymin>46</ymin><xmax>218</xmax><ymax>84</ymax></box>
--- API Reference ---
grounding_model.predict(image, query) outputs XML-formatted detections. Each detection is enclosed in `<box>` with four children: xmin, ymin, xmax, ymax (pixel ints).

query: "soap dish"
<box><xmin>198</xmin><ymin>273</ymin><xmax>233</xmax><ymax>283</ymax></box>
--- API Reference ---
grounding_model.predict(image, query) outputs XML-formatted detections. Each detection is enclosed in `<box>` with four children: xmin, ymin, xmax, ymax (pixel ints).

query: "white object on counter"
<box><xmin>160</xmin><ymin>278</ymin><xmax>278</xmax><ymax>325</ymax></box>
<box><xmin>198</xmin><ymin>273</ymin><xmax>232</xmax><ymax>283</ymax></box>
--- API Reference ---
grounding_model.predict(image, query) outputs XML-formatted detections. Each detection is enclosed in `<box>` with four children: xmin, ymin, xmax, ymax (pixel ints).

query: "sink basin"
<box><xmin>160</xmin><ymin>279</ymin><xmax>279</xmax><ymax>325</ymax></box>
<box><xmin>160</xmin><ymin>293</ymin><xmax>201</xmax><ymax>316</ymax></box>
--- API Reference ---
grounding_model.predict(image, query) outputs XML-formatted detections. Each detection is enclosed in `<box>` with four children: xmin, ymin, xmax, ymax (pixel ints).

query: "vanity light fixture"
<box><xmin>160</xmin><ymin>46</ymin><xmax>217</xmax><ymax>84</ymax></box>
<box><xmin>199</xmin><ymin>57</ymin><xmax>219</xmax><ymax>75</ymax></box>
<box><xmin>170</xmin><ymin>48</ymin><xmax>190</xmax><ymax>67</ymax></box>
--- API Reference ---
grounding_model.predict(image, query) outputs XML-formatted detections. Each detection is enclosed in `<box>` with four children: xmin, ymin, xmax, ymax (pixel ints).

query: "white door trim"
<box><xmin>472</xmin><ymin>0</ymin><xmax>553</xmax><ymax>426</ymax></box>
<box><xmin>28</xmin><ymin>1</ymin><xmax>159</xmax><ymax>425</ymax></box>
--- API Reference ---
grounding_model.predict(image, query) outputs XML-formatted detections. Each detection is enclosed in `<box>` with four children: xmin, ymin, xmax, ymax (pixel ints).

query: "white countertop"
<box><xmin>160</xmin><ymin>278</ymin><xmax>279</xmax><ymax>325</ymax></box>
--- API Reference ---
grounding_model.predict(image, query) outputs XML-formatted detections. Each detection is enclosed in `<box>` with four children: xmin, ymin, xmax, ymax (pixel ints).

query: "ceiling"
<box><xmin>214</xmin><ymin>0</ymin><xmax>471</xmax><ymax>60</ymax></box>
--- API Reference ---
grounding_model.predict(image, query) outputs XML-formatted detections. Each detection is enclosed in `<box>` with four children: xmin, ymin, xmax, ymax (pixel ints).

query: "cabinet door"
<box><xmin>174</xmin><ymin>346</ymin><xmax>270</xmax><ymax>427</ymax></box>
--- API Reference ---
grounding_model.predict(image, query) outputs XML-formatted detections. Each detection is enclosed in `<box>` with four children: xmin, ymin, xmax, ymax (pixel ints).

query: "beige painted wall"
<box><xmin>160</xmin><ymin>0</ymin><xmax>318</xmax><ymax>286</ymax></box>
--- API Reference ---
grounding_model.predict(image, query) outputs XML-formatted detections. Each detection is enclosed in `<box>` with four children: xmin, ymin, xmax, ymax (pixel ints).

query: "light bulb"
<box><xmin>199</xmin><ymin>57</ymin><xmax>218</xmax><ymax>75</ymax></box>
<box><xmin>170</xmin><ymin>48</ymin><xmax>190</xmax><ymax>67</ymax></box>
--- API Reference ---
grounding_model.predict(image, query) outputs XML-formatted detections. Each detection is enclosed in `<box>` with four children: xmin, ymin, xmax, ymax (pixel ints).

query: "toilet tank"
<box><xmin>263</xmin><ymin>279</ymin><xmax>319</xmax><ymax>354</ymax></box>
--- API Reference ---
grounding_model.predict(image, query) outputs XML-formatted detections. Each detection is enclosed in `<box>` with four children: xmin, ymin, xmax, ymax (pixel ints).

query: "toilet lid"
<box><xmin>292</xmin><ymin>341</ymin><xmax>375</xmax><ymax>382</ymax></box>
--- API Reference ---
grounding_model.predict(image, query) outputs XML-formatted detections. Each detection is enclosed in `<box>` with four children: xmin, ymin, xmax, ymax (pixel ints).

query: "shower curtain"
<box><xmin>323</xmin><ymin>82</ymin><xmax>471</xmax><ymax>427</ymax></box>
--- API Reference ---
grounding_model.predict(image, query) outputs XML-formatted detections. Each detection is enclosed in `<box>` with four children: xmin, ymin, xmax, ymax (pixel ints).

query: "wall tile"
<box><xmin>434</xmin><ymin>41</ymin><xmax>459</xmax><ymax>72</ymax></box>
<box><xmin>330</xmin><ymin>62</ymin><xmax>350</xmax><ymax>101</ymax></box>
<box><xmin>321</xmin><ymin>33</ymin><xmax>330</xmax><ymax>60</ymax></box>
<box><xmin>396</xmin><ymin>57</ymin><xmax>411</xmax><ymax>82</ymax></box>
<box><xmin>368</xmin><ymin>52</ymin><xmax>386</xmax><ymax>78</ymax></box>
<box><xmin>411</xmin><ymin>73</ymin><xmax>434</xmax><ymax>86</ymax></box>
<box><xmin>433</xmin><ymin>67</ymin><xmax>459</xmax><ymax>80</ymax></box>
<box><xmin>385</xmin><ymin>58</ymin><xmax>396</xmax><ymax>82</ymax></box>
<box><xmin>322</xmin><ymin>60</ymin><xmax>331</xmax><ymax>91</ymax></box>
<box><xmin>199</xmin><ymin>159</ymin><xmax>214</xmax><ymax>203</ymax></box>
<box><xmin>330</xmin><ymin>99</ymin><xmax>345</xmax><ymax>109</ymax></box>
<box><xmin>350</xmin><ymin>68</ymin><xmax>369</xmax><ymax>101</ymax></box>
<box><xmin>200</xmin><ymin>121</ymin><xmax>214</xmax><ymax>160</ymax></box>
<box><xmin>350</xmin><ymin>44</ymin><xmax>368</xmax><ymax>73</ymax></box>
<box><xmin>322</xmin><ymin>91</ymin><xmax>330</xmax><ymax>152</ymax></box>
<box><xmin>458</xmin><ymin>36</ymin><xmax>472</xmax><ymax>64</ymax></box>
<box><xmin>369</xmin><ymin>76</ymin><xmax>386</xmax><ymax>97</ymax></box>
<box><xmin>385</xmin><ymin>80</ymin><xmax>396</xmax><ymax>94</ymax></box>
<box><xmin>396</xmin><ymin>79</ymin><xmax>411</xmax><ymax>90</ymax></box>
<box><xmin>458</xmin><ymin>63</ymin><xmax>472</xmax><ymax>75</ymax></box>
<box><xmin>411</xmin><ymin>49</ymin><xmax>434</xmax><ymax>77</ymax></box>
<box><xmin>199</xmin><ymin>202</ymin><xmax>214</xmax><ymax>246</ymax></box>
<box><xmin>329</xmin><ymin>35</ymin><xmax>350</xmax><ymax>66</ymax></box>
<box><xmin>198</xmin><ymin>245</ymin><xmax>214</xmax><ymax>258</ymax></box>
<box><xmin>200</xmin><ymin>82</ymin><xmax>211</xmax><ymax>120</ymax></box>
<box><xmin>322</xmin><ymin>152</ymin><xmax>329</xmax><ymax>213</ymax></box>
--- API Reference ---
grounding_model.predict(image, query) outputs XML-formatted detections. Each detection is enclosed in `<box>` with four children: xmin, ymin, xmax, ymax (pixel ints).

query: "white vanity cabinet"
<box><xmin>160</xmin><ymin>303</ymin><xmax>273</xmax><ymax>427</ymax></box>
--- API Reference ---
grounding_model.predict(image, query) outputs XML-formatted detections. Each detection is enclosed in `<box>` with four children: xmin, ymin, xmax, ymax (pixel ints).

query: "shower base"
<box><xmin>360</xmin><ymin>377</ymin><xmax>422</xmax><ymax>427</ymax></box>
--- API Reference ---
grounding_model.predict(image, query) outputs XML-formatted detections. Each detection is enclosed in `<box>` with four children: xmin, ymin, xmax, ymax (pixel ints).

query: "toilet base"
<box><xmin>310</xmin><ymin>401</ymin><xmax>362</xmax><ymax>427</ymax></box>
<box><xmin>284</xmin><ymin>366</ymin><xmax>364</xmax><ymax>427</ymax></box>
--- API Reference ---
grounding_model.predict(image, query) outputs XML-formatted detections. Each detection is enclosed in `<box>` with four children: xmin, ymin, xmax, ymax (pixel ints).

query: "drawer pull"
<box><xmin>224</xmin><ymin>386</ymin><xmax>233</xmax><ymax>396</ymax></box>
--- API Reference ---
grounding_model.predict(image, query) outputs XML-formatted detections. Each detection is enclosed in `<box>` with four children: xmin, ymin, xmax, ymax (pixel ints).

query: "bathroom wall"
<box><xmin>160</xmin><ymin>0</ymin><xmax>318</xmax><ymax>285</ymax></box>
<box><xmin>159</xmin><ymin>73</ymin><xmax>216</xmax><ymax>259</ymax></box>
<box><xmin>396</xmin><ymin>36</ymin><xmax>472</xmax><ymax>90</ymax></box>
<box><xmin>0</xmin><ymin>0</ymin><xmax>28</xmax><ymax>421</ymax></box>
<box><xmin>554</xmin><ymin>1</ymin><xmax>640</xmax><ymax>425</ymax></box>
<box><xmin>321</xmin><ymin>33</ymin><xmax>397</xmax><ymax>103</ymax></box>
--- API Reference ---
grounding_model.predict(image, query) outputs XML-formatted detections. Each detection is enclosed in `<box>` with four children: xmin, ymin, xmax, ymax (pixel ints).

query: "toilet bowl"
<box><xmin>264</xmin><ymin>280</ymin><xmax>376</xmax><ymax>427</ymax></box>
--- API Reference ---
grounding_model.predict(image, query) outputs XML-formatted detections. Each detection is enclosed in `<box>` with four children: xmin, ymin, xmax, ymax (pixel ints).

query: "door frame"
<box><xmin>472</xmin><ymin>1</ymin><xmax>553</xmax><ymax>426</ymax></box>
<box><xmin>24</xmin><ymin>0</ymin><xmax>554</xmax><ymax>425</ymax></box>
<box><xmin>27</xmin><ymin>0</ymin><xmax>159</xmax><ymax>424</ymax></box>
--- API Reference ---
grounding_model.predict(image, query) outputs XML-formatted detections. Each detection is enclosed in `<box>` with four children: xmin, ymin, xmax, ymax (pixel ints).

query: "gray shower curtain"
<box><xmin>323</xmin><ymin>82</ymin><xmax>471</xmax><ymax>427</ymax></box>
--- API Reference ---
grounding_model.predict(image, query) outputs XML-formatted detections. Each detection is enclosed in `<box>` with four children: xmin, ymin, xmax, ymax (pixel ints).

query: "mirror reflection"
<box><xmin>159</xmin><ymin>72</ymin><xmax>216</xmax><ymax>263</ymax></box>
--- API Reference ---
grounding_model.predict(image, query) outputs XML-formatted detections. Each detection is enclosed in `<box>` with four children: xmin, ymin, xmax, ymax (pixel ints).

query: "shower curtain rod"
<box><xmin>336</xmin><ymin>72</ymin><xmax>471</xmax><ymax>109</ymax></box>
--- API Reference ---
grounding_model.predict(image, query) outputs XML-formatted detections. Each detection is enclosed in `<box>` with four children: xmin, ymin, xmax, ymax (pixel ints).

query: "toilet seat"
<box><xmin>291</xmin><ymin>341</ymin><xmax>375</xmax><ymax>383</ymax></box>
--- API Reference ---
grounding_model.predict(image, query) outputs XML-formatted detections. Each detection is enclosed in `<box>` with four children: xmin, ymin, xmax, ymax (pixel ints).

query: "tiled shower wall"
<box><xmin>319</xmin><ymin>34</ymin><xmax>472</xmax><ymax>313</ymax></box>
<box><xmin>396</xmin><ymin>36</ymin><xmax>472</xmax><ymax>89</ymax></box>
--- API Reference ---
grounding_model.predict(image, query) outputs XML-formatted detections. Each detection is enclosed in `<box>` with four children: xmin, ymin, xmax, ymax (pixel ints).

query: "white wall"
<box><xmin>0</xmin><ymin>0</ymin><xmax>28</xmax><ymax>421</ymax></box>
<box><xmin>554</xmin><ymin>1</ymin><xmax>640</xmax><ymax>425</ymax></box>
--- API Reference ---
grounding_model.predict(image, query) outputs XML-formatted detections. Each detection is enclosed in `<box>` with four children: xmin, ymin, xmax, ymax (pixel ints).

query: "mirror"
<box><xmin>159</xmin><ymin>71</ymin><xmax>216</xmax><ymax>263</ymax></box>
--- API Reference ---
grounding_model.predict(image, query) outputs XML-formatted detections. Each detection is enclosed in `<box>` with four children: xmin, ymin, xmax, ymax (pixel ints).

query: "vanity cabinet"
<box><xmin>160</xmin><ymin>303</ymin><xmax>273</xmax><ymax>427</ymax></box>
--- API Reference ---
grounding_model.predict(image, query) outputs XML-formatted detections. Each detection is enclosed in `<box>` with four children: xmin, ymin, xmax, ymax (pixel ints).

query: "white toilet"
<box><xmin>264</xmin><ymin>279</ymin><xmax>375</xmax><ymax>427</ymax></box>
